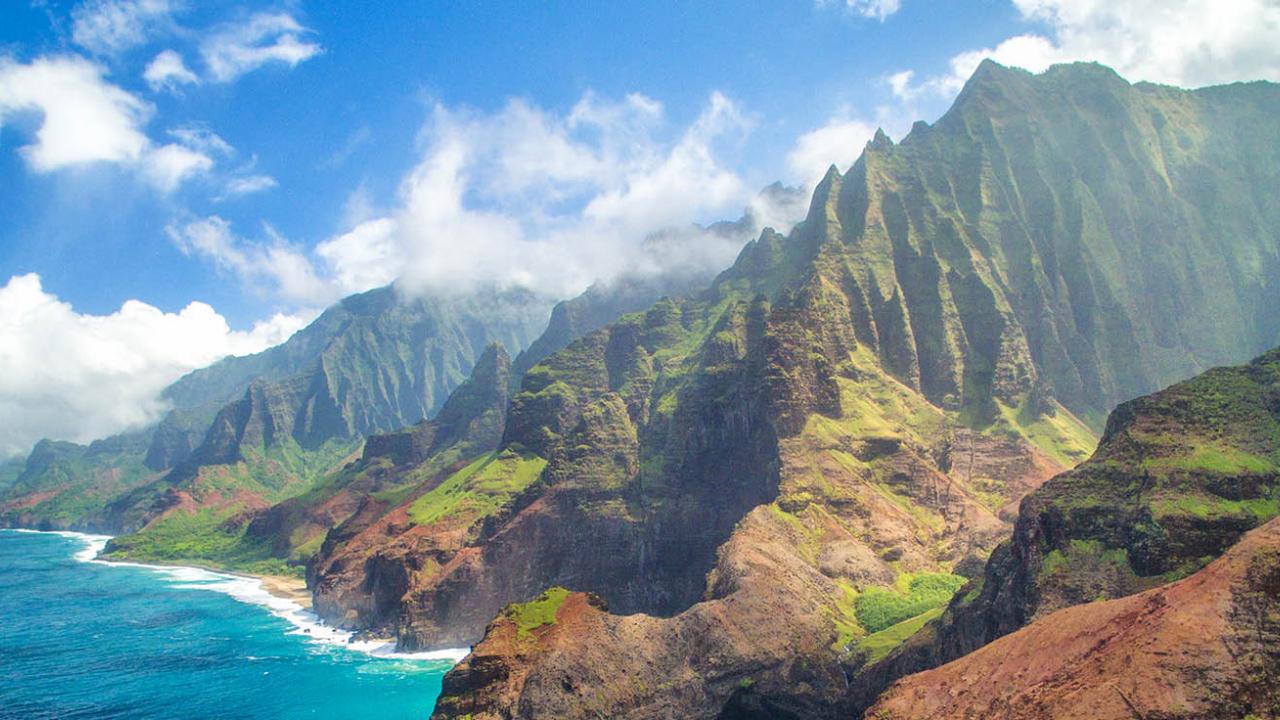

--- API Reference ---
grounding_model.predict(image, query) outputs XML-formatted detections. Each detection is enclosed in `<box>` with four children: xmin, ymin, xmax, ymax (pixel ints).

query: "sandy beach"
<box><xmin>257</xmin><ymin>574</ymin><xmax>312</xmax><ymax>608</ymax></box>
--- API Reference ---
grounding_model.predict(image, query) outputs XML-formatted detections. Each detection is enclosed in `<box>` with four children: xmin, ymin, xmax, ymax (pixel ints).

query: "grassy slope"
<box><xmin>104</xmin><ymin>437</ymin><xmax>359</xmax><ymax>576</ymax></box>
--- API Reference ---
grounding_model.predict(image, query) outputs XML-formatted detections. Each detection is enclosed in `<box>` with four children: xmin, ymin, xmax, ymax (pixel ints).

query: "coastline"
<box><xmin>107</xmin><ymin>555</ymin><xmax>314</xmax><ymax>609</ymax></box>
<box><xmin>1</xmin><ymin>528</ymin><xmax>469</xmax><ymax>662</ymax></box>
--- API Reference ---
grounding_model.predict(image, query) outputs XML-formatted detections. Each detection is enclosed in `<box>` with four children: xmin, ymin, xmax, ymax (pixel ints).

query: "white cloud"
<box><xmin>173</xmin><ymin>92</ymin><xmax>781</xmax><ymax>307</ymax></box>
<box><xmin>141</xmin><ymin>142</ymin><xmax>212</xmax><ymax>191</ymax></box>
<box><xmin>849</xmin><ymin>0</ymin><xmax>901</xmax><ymax>20</ymax></box>
<box><xmin>201</xmin><ymin>12</ymin><xmax>322</xmax><ymax>83</ymax></box>
<box><xmin>144</xmin><ymin>49</ymin><xmax>198</xmax><ymax>90</ymax></box>
<box><xmin>0</xmin><ymin>273</ymin><xmax>306</xmax><ymax>457</ymax></box>
<box><xmin>786</xmin><ymin>117</ymin><xmax>878</xmax><ymax>187</ymax></box>
<box><xmin>893</xmin><ymin>0</ymin><xmax>1280</xmax><ymax>99</ymax></box>
<box><xmin>816</xmin><ymin>0</ymin><xmax>902</xmax><ymax>21</ymax></box>
<box><xmin>70</xmin><ymin>0</ymin><xmax>177</xmax><ymax>55</ymax></box>
<box><xmin>314</xmin><ymin>218</ymin><xmax>401</xmax><ymax>294</ymax></box>
<box><xmin>383</xmin><ymin>91</ymin><xmax>758</xmax><ymax>299</ymax></box>
<box><xmin>0</xmin><ymin>55</ymin><xmax>150</xmax><ymax>171</ymax></box>
<box><xmin>222</xmin><ymin>174</ymin><xmax>278</xmax><ymax>197</ymax></box>
<box><xmin>166</xmin><ymin>126</ymin><xmax>233</xmax><ymax>156</ymax></box>
<box><xmin>168</xmin><ymin>216</ymin><xmax>335</xmax><ymax>306</ymax></box>
<box><xmin>0</xmin><ymin>55</ymin><xmax>214</xmax><ymax>191</ymax></box>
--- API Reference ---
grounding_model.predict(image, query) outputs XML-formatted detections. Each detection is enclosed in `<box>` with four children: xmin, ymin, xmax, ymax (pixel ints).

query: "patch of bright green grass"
<box><xmin>856</xmin><ymin>607</ymin><xmax>944</xmax><ymax>663</ymax></box>
<box><xmin>507</xmin><ymin>586</ymin><xmax>571</xmax><ymax>639</ymax></box>
<box><xmin>1144</xmin><ymin>444</ymin><xmax>1277</xmax><ymax>476</ymax></box>
<box><xmin>105</xmin><ymin>508</ymin><xmax>302</xmax><ymax>578</ymax></box>
<box><xmin>829</xmin><ymin>579</ymin><xmax>863</xmax><ymax>651</ymax></box>
<box><xmin>1153</xmin><ymin>494</ymin><xmax>1279</xmax><ymax>522</ymax></box>
<box><xmin>408</xmin><ymin>449</ymin><xmax>547</xmax><ymax>527</ymax></box>
<box><xmin>995</xmin><ymin>397</ymin><xmax>1098</xmax><ymax>468</ymax></box>
<box><xmin>854</xmin><ymin>572</ymin><xmax>966</xmax><ymax>633</ymax></box>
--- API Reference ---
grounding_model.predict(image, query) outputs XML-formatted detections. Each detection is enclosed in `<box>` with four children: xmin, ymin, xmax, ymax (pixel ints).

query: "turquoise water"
<box><xmin>0</xmin><ymin>530</ymin><xmax>454</xmax><ymax>719</ymax></box>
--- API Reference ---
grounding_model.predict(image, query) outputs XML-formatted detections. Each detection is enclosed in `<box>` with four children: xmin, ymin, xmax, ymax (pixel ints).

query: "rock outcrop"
<box><xmin>850</xmin><ymin>347</ymin><xmax>1280</xmax><ymax>713</ymax></box>
<box><xmin>869</xmin><ymin>516</ymin><xmax>1280</xmax><ymax>719</ymax></box>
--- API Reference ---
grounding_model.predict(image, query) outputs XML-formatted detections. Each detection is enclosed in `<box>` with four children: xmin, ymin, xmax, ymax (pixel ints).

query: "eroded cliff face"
<box><xmin>423</xmin><ymin>250</ymin><xmax>1070</xmax><ymax>718</ymax></box>
<box><xmin>850</xmin><ymin>346</ymin><xmax>1280</xmax><ymax>712</ymax></box>
<box><xmin>417</xmin><ymin>62</ymin><xmax>1280</xmax><ymax>719</ymax></box>
<box><xmin>869</xmin><ymin>517</ymin><xmax>1280</xmax><ymax>720</ymax></box>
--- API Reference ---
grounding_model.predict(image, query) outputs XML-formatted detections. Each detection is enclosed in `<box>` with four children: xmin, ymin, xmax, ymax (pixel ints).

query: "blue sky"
<box><xmin>1</xmin><ymin>1</ymin><xmax>1030</xmax><ymax>326</ymax></box>
<box><xmin>1</xmin><ymin>0</ymin><xmax>1277</xmax><ymax>455</ymax></box>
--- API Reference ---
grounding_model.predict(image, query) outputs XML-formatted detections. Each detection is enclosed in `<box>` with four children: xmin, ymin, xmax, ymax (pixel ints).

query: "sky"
<box><xmin>1</xmin><ymin>0</ymin><xmax>1278</xmax><ymax>456</ymax></box>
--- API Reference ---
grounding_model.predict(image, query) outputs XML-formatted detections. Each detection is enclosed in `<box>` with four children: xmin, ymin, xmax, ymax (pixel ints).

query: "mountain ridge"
<box><xmin>417</xmin><ymin>61</ymin><xmax>1280</xmax><ymax>719</ymax></box>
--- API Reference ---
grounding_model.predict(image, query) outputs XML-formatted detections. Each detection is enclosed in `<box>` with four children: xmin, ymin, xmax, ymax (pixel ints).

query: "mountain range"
<box><xmin>2</xmin><ymin>59</ymin><xmax>1278</xmax><ymax>719</ymax></box>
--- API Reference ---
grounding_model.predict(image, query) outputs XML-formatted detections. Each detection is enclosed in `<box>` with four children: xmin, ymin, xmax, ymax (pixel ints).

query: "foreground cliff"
<box><xmin>869</xmin><ymin>516</ymin><xmax>1280</xmax><ymax>719</ymax></box>
<box><xmin>851</xmin><ymin>345</ymin><xmax>1280</xmax><ymax>711</ymax></box>
<box><xmin>419</xmin><ymin>62</ymin><xmax>1280</xmax><ymax>718</ymax></box>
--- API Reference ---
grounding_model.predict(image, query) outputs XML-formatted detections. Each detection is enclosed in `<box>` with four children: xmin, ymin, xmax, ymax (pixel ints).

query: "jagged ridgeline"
<box><xmin>422</xmin><ymin>62</ymin><xmax>1280</xmax><ymax>719</ymax></box>
<box><xmin>0</xmin><ymin>285</ymin><xmax>550</xmax><ymax>534</ymax></box>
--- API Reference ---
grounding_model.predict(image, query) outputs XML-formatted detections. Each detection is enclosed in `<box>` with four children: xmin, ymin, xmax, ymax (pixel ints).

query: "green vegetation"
<box><xmin>856</xmin><ymin>607</ymin><xmax>944</xmax><ymax>663</ymax></box>
<box><xmin>105</xmin><ymin>508</ymin><xmax>301</xmax><ymax>578</ymax></box>
<box><xmin>806</xmin><ymin>349</ymin><xmax>947</xmax><ymax>447</ymax></box>
<box><xmin>1144</xmin><ymin>445</ymin><xmax>1277</xmax><ymax>476</ymax></box>
<box><xmin>0</xmin><ymin>436</ymin><xmax>157</xmax><ymax>527</ymax></box>
<box><xmin>1040</xmin><ymin>539</ymin><xmax>1130</xmax><ymax>577</ymax></box>
<box><xmin>995</xmin><ymin>397</ymin><xmax>1098</xmax><ymax>468</ymax></box>
<box><xmin>506</xmin><ymin>586</ymin><xmax>571</xmax><ymax>639</ymax></box>
<box><xmin>408</xmin><ymin>449</ymin><xmax>547</xmax><ymax>527</ymax></box>
<box><xmin>854</xmin><ymin>573</ymin><xmax>967</xmax><ymax>634</ymax></box>
<box><xmin>829</xmin><ymin>580</ymin><xmax>863</xmax><ymax>651</ymax></box>
<box><xmin>1154</xmin><ymin>494</ymin><xmax>1279</xmax><ymax>523</ymax></box>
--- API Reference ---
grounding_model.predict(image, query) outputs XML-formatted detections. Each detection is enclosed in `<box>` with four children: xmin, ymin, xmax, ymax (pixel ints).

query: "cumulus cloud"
<box><xmin>378</xmin><ymin>91</ymin><xmax>761</xmax><ymax>299</ymax></box>
<box><xmin>786</xmin><ymin>117</ymin><xmax>878</xmax><ymax>187</ymax></box>
<box><xmin>70</xmin><ymin>0</ymin><xmax>177</xmax><ymax>55</ymax></box>
<box><xmin>174</xmin><ymin>91</ymin><xmax>790</xmax><ymax>307</ymax></box>
<box><xmin>893</xmin><ymin>0</ymin><xmax>1280</xmax><ymax>99</ymax></box>
<box><xmin>0</xmin><ymin>55</ymin><xmax>216</xmax><ymax>191</ymax></box>
<box><xmin>0</xmin><ymin>55</ymin><xmax>150</xmax><ymax>171</ymax></box>
<box><xmin>314</xmin><ymin>218</ymin><xmax>400</xmax><ymax>294</ymax></box>
<box><xmin>143</xmin><ymin>49</ymin><xmax>198</xmax><ymax>90</ymax></box>
<box><xmin>141</xmin><ymin>142</ymin><xmax>213</xmax><ymax>191</ymax></box>
<box><xmin>0</xmin><ymin>273</ymin><xmax>307</xmax><ymax>457</ymax></box>
<box><xmin>201</xmin><ymin>13</ymin><xmax>322</xmax><ymax>83</ymax></box>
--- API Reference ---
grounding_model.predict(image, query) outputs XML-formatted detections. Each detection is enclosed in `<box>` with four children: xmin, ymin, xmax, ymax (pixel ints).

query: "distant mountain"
<box><xmin>420</xmin><ymin>62</ymin><xmax>1279</xmax><ymax>719</ymax></box>
<box><xmin>98</xmin><ymin>270</ymin><xmax>729</xmax><ymax>576</ymax></box>
<box><xmin>0</xmin><ymin>182</ymin><xmax>791</xmax><ymax>540</ymax></box>
<box><xmin>0</xmin><ymin>284</ymin><xmax>551</xmax><ymax>534</ymax></box>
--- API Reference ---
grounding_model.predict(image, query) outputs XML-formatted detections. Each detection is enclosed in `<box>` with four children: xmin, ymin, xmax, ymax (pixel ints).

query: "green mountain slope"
<box><xmin>104</xmin><ymin>343</ymin><xmax>516</xmax><ymax>576</ymax></box>
<box><xmin>853</xmin><ymin>346</ymin><xmax>1280</xmax><ymax>713</ymax></box>
<box><xmin>413</xmin><ymin>62</ymin><xmax>1280</xmax><ymax>719</ymax></box>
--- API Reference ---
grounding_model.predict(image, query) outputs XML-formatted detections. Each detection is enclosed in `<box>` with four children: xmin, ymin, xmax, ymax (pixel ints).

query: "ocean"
<box><xmin>0</xmin><ymin>529</ymin><xmax>459</xmax><ymax>719</ymax></box>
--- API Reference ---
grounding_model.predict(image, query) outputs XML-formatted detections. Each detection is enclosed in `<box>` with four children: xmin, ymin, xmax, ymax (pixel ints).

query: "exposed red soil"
<box><xmin>868</xmin><ymin>518</ymin><xmax>1280</xmax><ymax>720</ymax></box>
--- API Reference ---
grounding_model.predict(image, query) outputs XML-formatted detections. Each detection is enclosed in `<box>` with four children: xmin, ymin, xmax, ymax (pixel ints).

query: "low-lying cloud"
<box><xmin>172</xmin><ymin>91</ymin><xmax>812</xmax><ymax>308</ymax></box>
<box><xmin>892</xmin><ymin>0</ymin><xmax>1280</xmax><ymax>100</ymax></box>
<box><xmin>0</xmin><ymin>274</ymin><xmax>308</xmax><ymax>458</ymax></box>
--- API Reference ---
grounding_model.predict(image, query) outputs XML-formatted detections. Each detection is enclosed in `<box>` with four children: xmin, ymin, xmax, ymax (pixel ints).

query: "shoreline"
<box><xmin>2</xmin><ymin>528</ymin><xmax>469</xmax><ymax>662</ymax></box>
<box><xmin>108</xmin><ymin>557</ymin><xmax>314</xmax><ymax>609</ymax></box>
<box><xmin>3</xmin><ymin>529</ymin><xmax>312</xmax><ymax>607</ymax></box>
